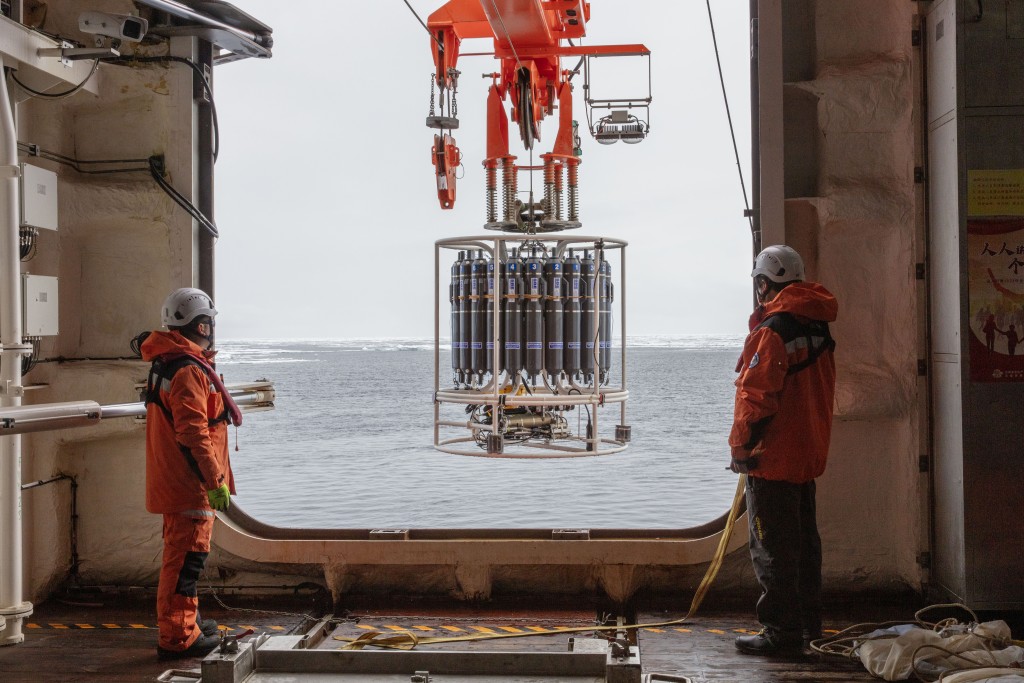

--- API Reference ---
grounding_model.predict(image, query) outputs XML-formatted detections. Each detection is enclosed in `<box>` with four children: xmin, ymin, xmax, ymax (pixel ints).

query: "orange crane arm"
<box><xmin>423</xmin><ymin>1</ymin><xmax>648</xmax><ymax>218</ymax></box>
<box><xmin>428</xmin><ymin>0</ymin><xmax>589</xmax><ymax>90</ymax></box>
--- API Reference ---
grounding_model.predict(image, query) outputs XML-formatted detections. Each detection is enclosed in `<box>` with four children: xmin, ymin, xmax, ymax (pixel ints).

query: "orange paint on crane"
<box><xmin>423</xmin><ymin>1</ymin><xmax>646</xmax><ymax>210</ymax></box>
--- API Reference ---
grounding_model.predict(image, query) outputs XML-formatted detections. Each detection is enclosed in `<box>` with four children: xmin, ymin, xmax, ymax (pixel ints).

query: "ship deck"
<box><xmin>0</xmin><ymin>592</ymin><xmax>942</xmax><ymax>682</ymax></box>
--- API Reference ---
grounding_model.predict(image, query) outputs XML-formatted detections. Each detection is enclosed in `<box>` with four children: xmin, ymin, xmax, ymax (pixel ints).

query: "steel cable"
<box><xmin>705</xmin><ymin>0</ymin><xmax>752</xmax><ymax>230</ymax></box>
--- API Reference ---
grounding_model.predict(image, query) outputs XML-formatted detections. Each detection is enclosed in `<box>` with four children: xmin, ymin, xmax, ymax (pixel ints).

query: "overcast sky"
<box><xmin>212</xmin><ymin>1</ymin><xmax>754</xmax><ymax>340</ymax></box>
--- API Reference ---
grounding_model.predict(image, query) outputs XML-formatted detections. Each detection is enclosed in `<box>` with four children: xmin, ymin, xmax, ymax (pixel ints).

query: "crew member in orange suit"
<box><xmin>141</xmin><ymin>288</ymin><xmax>242</xmax><ymax>660</ymax></box>
<box><xmin>728</xmin><ymin>245</ymin><xmax>838</xmax><ymax>656</ymax></box>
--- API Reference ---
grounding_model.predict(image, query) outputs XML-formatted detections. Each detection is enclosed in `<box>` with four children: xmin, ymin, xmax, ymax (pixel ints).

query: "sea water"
<box><xmin>217</xmin><ymin>336</ymin><xmax>744</xmax><ymax>529</ymax></box>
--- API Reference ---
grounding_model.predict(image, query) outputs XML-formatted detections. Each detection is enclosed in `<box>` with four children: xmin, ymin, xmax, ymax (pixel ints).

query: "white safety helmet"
<box><xmin>161</xmin><ymin>287</ymin><xmax>217</xmax><ymax>328</ymax></box>
<box><xmin>751</xmin><ymin>245</ymin><xmax>805</xmax><ymax>283</ymax></box>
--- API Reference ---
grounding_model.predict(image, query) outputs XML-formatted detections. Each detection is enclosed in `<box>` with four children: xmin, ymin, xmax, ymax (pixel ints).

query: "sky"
<box><xmin>212</xmin><ymin>1</ymin><xmax>754</xmax><ymax>340</ymax></box>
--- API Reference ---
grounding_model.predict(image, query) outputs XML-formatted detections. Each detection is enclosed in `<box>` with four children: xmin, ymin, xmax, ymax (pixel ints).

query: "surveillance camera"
<box><xmin>78</xmin><ymin>10</ymin><xmax>149</xmax><ymax>43</ymax></box>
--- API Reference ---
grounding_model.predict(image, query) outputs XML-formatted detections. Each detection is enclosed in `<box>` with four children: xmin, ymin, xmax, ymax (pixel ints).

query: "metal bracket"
<box><xmin>369</xmin><ymin>529</ymin><xmax>410</xmax><ymax>540</ymax></box>
<box><xmin>553</xmin><ymin>528</ymin><xmax>590</xmax><ymax>540</ymax></box>
<box><xmin>155</xmin><ymin>668</ymin><xmax>201</xmax><ymax>682</ymax></box>
<box><xmin>606</xmin><ymin>641</ymin><xmax>642</xmax><ymax>683</ymax></box>
<box><xmin>486</xmin><ymin>432</ymin><xmax>504</xmax><ymax>454</ymax></box>
<box><xmin>1</xmin><ymin>380</ymin><xmax>25</xmax><ymax>398</ymax></box>
<box><xmin>37</xmin><ymin>46</ymin><xmax>119</xmax><ymax>62</ymax></box>
<box><xmin>297</xmin><ymin>615</ymin><xmax>335</xmax><ymax>650</ymax></box>
<box><xmin>35</xmin><ymin>40</ymin><xmax>73</xmax><ymax>67</ymax></box>
<box><xmin>426</xmin><ymin>115</ymin><xmax>459</xmax><ymax>130</ymax></box>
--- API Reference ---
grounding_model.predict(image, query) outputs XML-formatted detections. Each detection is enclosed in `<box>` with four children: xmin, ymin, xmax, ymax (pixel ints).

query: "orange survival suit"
<box><xmin>142</xmin><ymin>330</ymin><xmax>235</xmax><ymax>653</ymax></box>
<box><xmin>729</xmin><ymin>281</ymin><xmax>838</xmax><ymax>482</ymax></box>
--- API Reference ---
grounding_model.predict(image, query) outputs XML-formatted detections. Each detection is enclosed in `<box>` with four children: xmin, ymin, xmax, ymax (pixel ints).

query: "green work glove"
<box><xmin>206</xmin><ymin>484</ymin><xmax>230</xmax><ymax>511</ymax></box>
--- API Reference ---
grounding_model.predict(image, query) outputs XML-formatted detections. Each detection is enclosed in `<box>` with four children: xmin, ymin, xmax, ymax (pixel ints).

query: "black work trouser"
<box><xmin>745</xmin><ymin>476</ymin><xmax>822</xmax><ymax>638</ymax></box>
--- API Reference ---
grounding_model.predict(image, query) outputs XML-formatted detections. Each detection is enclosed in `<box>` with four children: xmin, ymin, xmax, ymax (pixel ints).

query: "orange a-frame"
<box><xmin>424</xmin><ymin>0</ymin><xmax>648</xmax><ymax>227</ymax></box>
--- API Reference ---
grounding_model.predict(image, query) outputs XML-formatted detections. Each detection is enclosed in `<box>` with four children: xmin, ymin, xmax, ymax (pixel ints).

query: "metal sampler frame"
<box><xmin>433</xmin><ymin>235</ymin><xmax>629</xmax><ymax>458</ymax></box>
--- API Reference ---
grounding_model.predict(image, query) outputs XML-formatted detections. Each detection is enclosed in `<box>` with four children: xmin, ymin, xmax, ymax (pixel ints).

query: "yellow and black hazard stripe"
<box><xmin>25</xmin><ymin>622</ymin><xmax>291</xmax><ymax>631</ymax></box>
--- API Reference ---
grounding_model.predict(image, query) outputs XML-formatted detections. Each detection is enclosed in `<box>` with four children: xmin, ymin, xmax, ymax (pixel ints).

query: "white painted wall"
<box><xmin>14</xmin><ymin>0</ymin><xmax>195</xmax><ymax>599</ymax></box>
<box><xmin>768</xmin><ymin>0</ymin><xmax>925</xmax><ymax>592</ymax></box>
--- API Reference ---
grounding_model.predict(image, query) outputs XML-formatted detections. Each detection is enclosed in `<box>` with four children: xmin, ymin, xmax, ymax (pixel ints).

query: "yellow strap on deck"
<box><xmin>335</xmin><ymin>474</ymin><xmax>748</xmax><ymax>650</ymax></box>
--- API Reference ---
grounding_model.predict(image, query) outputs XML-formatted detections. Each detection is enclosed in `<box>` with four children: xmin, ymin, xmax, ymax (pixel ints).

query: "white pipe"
<box><xmin>0</xmin><ymin>386</ymin><xmax>274</xmax><ymax>436</ymax></box>
<box><xmin>0</xmin><ymin>401</ymin><xmax>100</xmax><ymax>435</ymax></box>
<box><xmin>0</xmin><ymin>384</ymin><xmax>272</xmax><ymax>429</ymax></box>
<box><xmin>489</xmin><ymin>241</ymin><xmax>501</xmax><ymax>407</ymax></box>
<box><xmin>99</xmin><ymin>385</ymin><xmax>273</xmax><ymax>421</ymax></box>
<box><xmin>619</xmin><ymin>244</ymin><xmax>627</xmax><ymax>428</ymax></box>
<box><xmin>433</xmin><ymin>242</ymin><xmax>440</xmax><ymax>448</ymax></box>
<box><xmin>437</xmin><ymin>420</ymin><xmax>473</xmax><ymax>429</ymax></box>
<box><xmin>0</xmin><ymin>68</ymin><xmax>32</xmax><ymax>646</ymax></box>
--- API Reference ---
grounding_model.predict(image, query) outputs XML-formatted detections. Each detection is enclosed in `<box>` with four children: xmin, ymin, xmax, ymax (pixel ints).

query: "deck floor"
<box><xmin>0</xmin><ymin>594</ymin><xmax>923</xmax><ymax>682</ymax></box>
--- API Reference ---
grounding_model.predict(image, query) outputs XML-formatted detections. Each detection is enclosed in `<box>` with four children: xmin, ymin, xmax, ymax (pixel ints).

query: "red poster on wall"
<box><xmin>968</xmin><ymin>218</ymin><xmax>1024</xmax><ymax>381</ymax></box>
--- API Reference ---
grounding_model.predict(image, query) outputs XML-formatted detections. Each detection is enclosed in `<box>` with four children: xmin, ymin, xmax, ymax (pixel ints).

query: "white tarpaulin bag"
<box><xmin>940</xmin><ymin>669</ymin><xmax>1024</xmax><ymax>683</ymax></box>
<box><xmin>856</xmin><ymin>621</ymin><xmax>1024</xmax><ymax>681</ymax></box>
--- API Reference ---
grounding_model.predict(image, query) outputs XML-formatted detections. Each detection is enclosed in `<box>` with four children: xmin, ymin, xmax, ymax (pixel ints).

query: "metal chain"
<box><xmin>449</xmin><ymin>68</ymin><xmax>459</xmax><ymax>118</ymax></box>
<box><xmin>429</xmin><ymin>73</ymin><xmax>436</xmax><ymax>117</ymax></box>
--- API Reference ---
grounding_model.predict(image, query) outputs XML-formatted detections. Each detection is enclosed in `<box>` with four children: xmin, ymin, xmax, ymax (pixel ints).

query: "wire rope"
<box><xmin>486</xmin><ymin>0</ymin><xmax>525</xmax><ymax>73</ymax></box>
<box><xmin>149</xmin><ymin>157</ymin><xmax>220</xmax><ymax>239</ymax></box>
<box><xmin>11</xmin><ymin>52</ymin><xmax>225</xmax><ymax>239</ymax></box>
<box><xmin>18</xmin><ymin>142</ymin><xmax>150</xmax><ymax>166</ymax></box>
<box><xmin>8</xmin><ymin>60</ymin><xmax>100</xmax><ymax>99</ymax></box>
<box><xmin>401</xmin><ymin>0</ymin><xmax>445</xmax><ymax>53</ymax></box>
<box><xmin>809</xmin><ymin>601</ymin><xmax>1024</xmax><ymax>677</ymax></box>
<box><xmin>705</xmin><ymin>0</ymin><xmax>752</xmax><ymax>230</ymax></box>
<box><xmin>17</xmin><ymin>142</ymin><xmax>219</xmax><ymax>238</ymax></box>
<box><xmin>110</xmin><ymin>55</ymin><xmax>220</xmax><ymax>162</ymax></box>
<box><xmin>487</xmin><ymin>0</ymin><xmax>537</xmax><ymax>152</ymax></box>
<box><xmin>566</xmin><ymin>39</ymin><xmax>584</xmax><ymax>82</ymax></box>
<box><xmin>18</xmin><ymin>143</ymin><xmax>150</xmax><ymax>174</ymax></box>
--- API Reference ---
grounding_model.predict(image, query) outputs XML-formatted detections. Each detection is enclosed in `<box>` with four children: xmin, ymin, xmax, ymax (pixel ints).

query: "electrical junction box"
<box><xmin>19</xmin><ymin>163</ymin><xmax>58</xmax><ymax>231</ymax></box>
<box><xmin>22</xmin><ymin>274</ymin><xmax>58</xmax><ymax>336</ymax></box>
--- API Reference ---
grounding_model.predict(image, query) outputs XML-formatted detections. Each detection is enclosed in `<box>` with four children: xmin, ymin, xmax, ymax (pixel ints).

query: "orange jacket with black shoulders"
<box><xmin>141</xmin><ymin>330</ymin><xmax>235</xmax><ymax>514</ymax></box>
<box><xmin>729</xmin><ymin>281</ymin><xmax>838</xmax><ymax>483</ymax></box>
